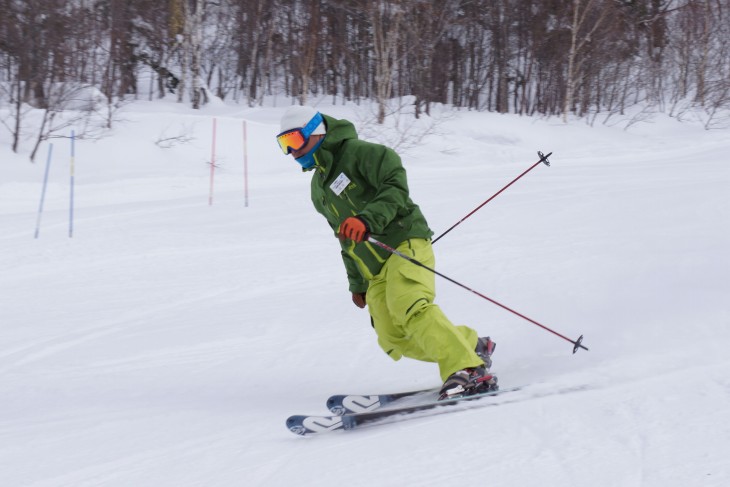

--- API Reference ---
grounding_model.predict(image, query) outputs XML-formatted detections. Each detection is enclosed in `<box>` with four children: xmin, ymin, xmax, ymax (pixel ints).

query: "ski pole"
<box><xmin>432</xmin><ymin>151</ymin><xmax>552</xmax><ymax>244</ymax></box>
<box><xmin>367</xmin><ymin>236</ymin><xmax>588</xmax><ymax>354</ymax></box>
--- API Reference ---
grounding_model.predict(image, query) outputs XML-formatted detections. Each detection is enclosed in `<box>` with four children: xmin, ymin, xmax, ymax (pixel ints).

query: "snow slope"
<box><xmin>1</xmin><ymin>99</ymin><xmax>729</xmax><ymax>487</ymax></box>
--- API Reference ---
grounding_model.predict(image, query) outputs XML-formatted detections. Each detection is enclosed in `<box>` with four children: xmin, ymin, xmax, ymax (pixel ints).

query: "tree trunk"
<box><xmin>564</xmin><ymin>0</ymin><xmax>580</xmax><ymax>122</ymax></box>
<box><xmin>190</xmin><ymin>0</ymin><xmax>203</xmax><ymax>109</ymax></box>
<box><xmin>371</xmin><ymin>1</ymin><xmax>401</xmax><ymax>124</ymax></box>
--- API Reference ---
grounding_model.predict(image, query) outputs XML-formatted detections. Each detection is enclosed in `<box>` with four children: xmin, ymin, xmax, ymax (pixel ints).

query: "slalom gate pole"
<box><xmin>208</xmin><ymin>117</ymin><xmax>217</xmax><ymax>206</ymax></box>
<box><xmin>69</xmin><ymin>130</ymin><xmax>75</xmax><ymax>238</ymax></box>
<box><xmin>367</xmin><ymin>236</ymin><xmax>588</xmax><ymax>353</ymax></box>
<box><xmin>432</xmin><ymin>151</ymin><xmax>552</xmax><ymax>244</ymax></box>
<box><xmin>243</xmin><ymin>120</ymin><xmax>249</xmax><ymax>207</ymax></box>
<box><xmin>34</xmin><ymin>144</ymin><xmax>54</xmax><ymax>239</ymax></box>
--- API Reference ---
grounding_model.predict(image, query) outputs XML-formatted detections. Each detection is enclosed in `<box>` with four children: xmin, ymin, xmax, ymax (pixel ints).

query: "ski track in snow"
<box><xmin>1</xmin><ymin>100</ymin><xmax>729</xmax><ymax>486</ymax></box>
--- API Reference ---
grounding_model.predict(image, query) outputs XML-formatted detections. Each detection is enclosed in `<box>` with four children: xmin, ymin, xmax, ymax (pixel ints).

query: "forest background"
<box><xmin>1</xmin><ymin>0</ymin><xmax>729</xmax><ymax>161</ymax></box>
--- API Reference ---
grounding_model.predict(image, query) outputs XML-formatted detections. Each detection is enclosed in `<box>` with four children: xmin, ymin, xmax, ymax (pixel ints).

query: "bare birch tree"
<box><xmin>563</xmin><ymin>0</ymin><xmax>614</xmax><ymax>122</ymax></box>
<box><xmin>370</xmin><ymin>0</ymin><xmax>402</xmax><ymax>124</ymax></box>
<box><xmin>189</xmin><ymin>0</ymin><xmax>205</xmax><ymax>109</ymax></box>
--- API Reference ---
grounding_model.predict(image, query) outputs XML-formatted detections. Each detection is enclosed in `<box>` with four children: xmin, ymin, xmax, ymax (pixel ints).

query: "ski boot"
<box><xmin>439</xmin><ymin>365</ymin><xmax>498</xmax><ymax>400</ymax></box>
<box><xmin>475</xmin><ymin>336</ymin><xmax>496</xmax><ymax>369</ymax></box>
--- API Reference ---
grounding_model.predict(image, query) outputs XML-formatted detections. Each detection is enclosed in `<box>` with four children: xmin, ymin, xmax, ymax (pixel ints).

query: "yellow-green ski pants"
<box><xmin>366</xmin><ymin>238</ymin><xmax>485</xmax><ymax>382</ymax></box>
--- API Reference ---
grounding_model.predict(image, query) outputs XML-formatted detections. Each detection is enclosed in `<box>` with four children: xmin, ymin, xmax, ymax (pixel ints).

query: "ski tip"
<box><xmin>285</xmin><ymin>414</ymin><xmax>345</xmax><ymax>436</ymax></box>
<box><xmin>286</xmin><ymin>415</ymin><xmax>309</xmax><ymax>436</ymax></box>
<box><xmin>326</xmin><ymin>395</ymin><xmax>346</xmax><ymax>415</ymax></box>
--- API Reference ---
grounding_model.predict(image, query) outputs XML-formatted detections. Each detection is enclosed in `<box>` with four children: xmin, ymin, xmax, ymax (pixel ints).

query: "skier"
<box><xmin>275</xmin><ymin>105</ymin><xmax>497</xmax><ymax>398</ymax></box>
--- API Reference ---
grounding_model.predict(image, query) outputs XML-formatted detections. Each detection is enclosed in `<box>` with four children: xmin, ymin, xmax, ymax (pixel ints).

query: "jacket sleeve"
<box><xmin>355</xmin><ymin>144</ymin><xmax>410</xmax><ymax>234</ymax></box>
<box><xmin>341</xmin><ymin>250</ymin><xmax>368</xmax><ymax>294</ymax></box>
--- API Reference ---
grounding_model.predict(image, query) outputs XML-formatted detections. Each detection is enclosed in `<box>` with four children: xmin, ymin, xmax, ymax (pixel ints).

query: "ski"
<box><xmin>286</xmin><ymin>386</ymin><xmax>522</xmax><ymax>436</ymax></box>
<box><xmin>326</xmin><ymin>386</ymin><xmax>440</xmax><ymax>415</ymax></box>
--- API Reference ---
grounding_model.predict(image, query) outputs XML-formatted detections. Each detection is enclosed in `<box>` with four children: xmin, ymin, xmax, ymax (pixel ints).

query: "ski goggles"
<box><xmin>276</xmin><ymin>112</ymin><xmax>324</xmax><ymax>154</ymax></box>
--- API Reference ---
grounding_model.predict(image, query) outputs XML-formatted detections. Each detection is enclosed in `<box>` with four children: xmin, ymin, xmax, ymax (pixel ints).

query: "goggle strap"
<box><xmin>301</xmin><ymin>112</ymin><xmax>324</xmax><ymax>138</ymax></box>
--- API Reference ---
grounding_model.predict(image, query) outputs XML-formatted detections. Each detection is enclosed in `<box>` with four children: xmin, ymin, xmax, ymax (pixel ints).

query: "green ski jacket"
<box><xmin>309</xmin><ymin>115</ymin><xmax>433</xmax><ymax>294</ymax></box>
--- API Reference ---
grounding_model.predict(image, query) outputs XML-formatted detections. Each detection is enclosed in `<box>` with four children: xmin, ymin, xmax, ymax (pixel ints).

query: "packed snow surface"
<box><xmin>1</xmin><ymin>99</ymin><xmax>729</xmax><ymax>486</ymax></box>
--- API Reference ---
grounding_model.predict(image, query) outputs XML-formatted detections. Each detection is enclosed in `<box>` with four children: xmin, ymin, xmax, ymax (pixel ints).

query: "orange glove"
<box><xmin>339</xmin><ymin>216</ymin><xmax>369</xmax><ymax>243</ymax></box>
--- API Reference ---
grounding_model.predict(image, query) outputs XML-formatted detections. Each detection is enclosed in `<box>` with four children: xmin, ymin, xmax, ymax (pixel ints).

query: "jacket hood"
<box><xmin>312</xmin><ymin>115</ymin><xmax>358</xmax><ymax>175</ymax></box>
<box><xmin>321</xmin><ymin>114</ymin><xmax>358</xmax><ymax>149</ymax></box>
